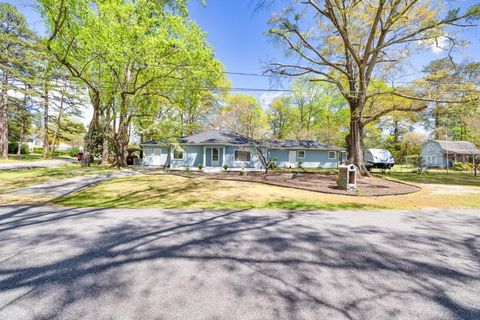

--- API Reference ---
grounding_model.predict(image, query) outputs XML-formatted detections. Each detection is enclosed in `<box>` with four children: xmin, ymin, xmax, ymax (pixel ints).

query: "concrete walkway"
<box><xmin>0</xmin><ymin>206</ymin><xmax>478</xmax><ymax>320</ymax></box>
<box><xmin>0</xmin><ymin>158</ymin><xmax>75</xmax><ymax>170</ymax></box>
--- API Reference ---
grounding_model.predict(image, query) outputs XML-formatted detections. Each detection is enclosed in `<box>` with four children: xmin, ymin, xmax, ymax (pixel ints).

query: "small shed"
<box><xmin>421</xmin><ymin>140</ymin><xmax>480</xmax><ymax>168</ymax></box>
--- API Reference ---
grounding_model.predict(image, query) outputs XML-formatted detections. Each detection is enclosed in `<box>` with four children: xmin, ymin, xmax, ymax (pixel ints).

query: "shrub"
<box><xmin>297</xmin><ymin>161</ymin><xmax>303</xmax><ymax>168</ymax></box>
<box><xmin>8</xmin><ymin>142</ymin><xmax>29</xmax><ymax>154</ymax></box>
<box><xmin>52</xmin><ymin>150</ymin><xmax>70</xmax><ymax>157</ymax></box>
<box><xmin>69</xmin><ymin>147</ymin><xmax>81</xmax><ymax>158</ymax></box>
<box><xmin>453</xmin><ymin>162</ymin><xmax>464</xmax><ymax>171</ymax></box>
<box><xmin>223</xmin><ymin>164</ymin><xmax>228</xmax><ymax>171</ymax></box>
<box><xmin>33</xmin><ymin>147</ymin><xmax>44</xmax><ymax>154</ymax></box>
<box><xmin>197</xmin><ymin>163</ymin><xmax>204</xmax><ymax>171</ymax></box>
<box><xmin>268</xmin><ymin>158</ymin><xmax>278</xmax><ymax>170</ymax></box>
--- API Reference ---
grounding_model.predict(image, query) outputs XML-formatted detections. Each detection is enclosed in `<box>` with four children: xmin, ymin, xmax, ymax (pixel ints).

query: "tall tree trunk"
<box><xmin>43</xmin><ymin>87</ymin><xmax>50</xmax><ymax>158</ymax></box>
<box><xmin>17</xmin><ymin>117</ymin><xmax>26</xmax><ymax>157</ymax></box>
<box><xmin>347</xmin><ymin>101</ymin><xmax>368</xmax><ymax>175</ymax></box>
<box><xmin>101</xmin><ymin>136</ymin><xmax>109</xmax><ymax>165</ymax></box>
<box><xmin>50</xmin><ymin>104</ymin><xmax>63</xmax><ymax>157</ymax></box>
<box><xmin>0</xmin><ymin>71</ymin><xmax>8</xmax><ymax>160</ymax></box>
<box><xmin>81</xmin><ymin>92</ymin><xmax>100</xmax><ymax>167</ymax></box>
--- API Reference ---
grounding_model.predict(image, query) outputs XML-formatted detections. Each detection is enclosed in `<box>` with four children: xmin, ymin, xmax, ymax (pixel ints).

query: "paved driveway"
<box><xmin>0</xmin><ymin>206</ymin><xmax>478</xmax><ymax>320</ymax></box>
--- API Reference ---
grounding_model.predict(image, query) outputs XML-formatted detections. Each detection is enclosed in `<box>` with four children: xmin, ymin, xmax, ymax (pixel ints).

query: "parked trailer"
<box><xmin>363</xmin><ymin>149</ymin><xmax>395</xmax><ymax>170</ymax></box>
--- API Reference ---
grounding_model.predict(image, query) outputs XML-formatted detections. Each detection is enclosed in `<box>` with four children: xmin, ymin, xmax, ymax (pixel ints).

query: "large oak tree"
<box><xmin>265</xmin><ymin>0</ymin><xmax>479</xmax><ymax>174</ymax></box>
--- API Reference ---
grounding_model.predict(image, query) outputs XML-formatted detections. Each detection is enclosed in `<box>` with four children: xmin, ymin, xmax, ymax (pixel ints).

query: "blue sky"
<box><xmin>6</xmin><ymin>0</ymin><xmax>480</xmax><ymax>107</ymax></box>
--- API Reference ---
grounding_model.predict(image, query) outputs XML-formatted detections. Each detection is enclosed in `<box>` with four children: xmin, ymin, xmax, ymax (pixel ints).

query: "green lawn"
<box><xmin>379</xmin><ymin>171</ymin><xmax>480</xmax><ymax>186</ymax></box>
<box><xmin>0</xmin><ymin>163</ymin><xmax>116</xmax><ymax>192</ymax></box>
<box><xmin>0</xmin><ymin>153</ymin><xmax>44</xmax><ymax>163</ymax></box>
<box><xmin>0</xmin><ymin>153</ymin><xmax>76</xmax><ymax>163</ymax></box>
<box><xmin>56</xmin><ymin>173</ymin><xmax>480</xmax><ymax>210</ymax></box>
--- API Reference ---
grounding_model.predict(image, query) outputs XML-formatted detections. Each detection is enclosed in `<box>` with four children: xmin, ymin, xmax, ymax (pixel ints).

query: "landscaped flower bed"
<box><xmin>186</xmin><ymin>171</ymin><xmax>420</xmax><ymax>197</ymax></box>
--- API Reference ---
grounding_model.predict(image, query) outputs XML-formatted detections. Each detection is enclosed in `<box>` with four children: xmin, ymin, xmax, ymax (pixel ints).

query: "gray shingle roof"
<box><xmin>268</xmin><ymin>139</ymin><xmax>345</xmax><ymax>151</ymax></box>
<box><xmin>179</xmin><ymin>130</ymin><xmax>250</xmax><ymax>145</ymax></box>
<box><xmin>142</xmin><ymin>130</ymin><xmax>345</xmax><ymax>150</ymax></box>
<box><xmin>435</xmin><ymin>140</ymin><xmax>480</xmax><ymax>155</ymax></box>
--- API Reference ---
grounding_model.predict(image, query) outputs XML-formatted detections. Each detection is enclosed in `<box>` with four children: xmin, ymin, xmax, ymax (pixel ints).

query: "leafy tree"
<box><xmin>419</xmin><ymin>58</ymin><xmax>480</xmax><ymax>140</ymax></box>
<box><xmin>39</xmin><ymin>0</ymin><xmax>223</xmax><ymax>167</ymax></box>
<box><xmin>215</xmin><ymin>94</ymin><xmax>268</xmax><ymax>139</ymax></box>
<box><xmin>266</xmin><ymin>96</ymin><xmax>294</xmax><ymax>139</ymax></box>
<box><xmin>0</xmin><ymin>2</ymin><xmax>35</xmax><ymax>159</ymax></box>
<box><xmin>265</xmin><ymin>0</ymin><xmax>479</xmax><ymax>174</ymax></box>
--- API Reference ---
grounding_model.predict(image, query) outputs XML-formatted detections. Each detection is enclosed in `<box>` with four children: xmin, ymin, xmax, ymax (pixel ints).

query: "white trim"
<box><xmin>203</xmin><ymin>146</ymin><xmax>206</xmax><ymax>167</ymax></box>
<box><xmin>297</xmin><ymin>150</ymin><xmax>305</xmax><ymax>159</ymax></box>
<box><xmin>328</xmin><ymin>151</ymin><xmax>337</xmax><ymax>159</ymax></box>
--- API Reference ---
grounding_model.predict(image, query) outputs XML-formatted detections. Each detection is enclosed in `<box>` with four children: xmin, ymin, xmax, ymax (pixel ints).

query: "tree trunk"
<box><xmin>43</xmin><ymin>87</ymin><xmax>50</xmax><ymax>158</ymax></box>
<box><xmin>17</xmin><ymin>117</ymin><xmax>26</xmax><ymax>157</ymax></box>
<box><xmin>0</xmin><ymin>71</ymin><xmax>8</xmax><ymax>160</ymax></box>
<box><xmin>101</xmin><ymin>136</ymin><xmax>109</xmax><ymax>165</ymax></box>
<box><xmin>112</xmin><ymin>118</ymin><xmax>129</xmax><ymax>168</ymax></box>
<box><xmin>347</xmin><ymin>117</ymin><xmax>368</xmax><ymax>175</ymax></box>
<box><xmin>81</xmin><ymin>92</ymin><xmax>100</xmax><ymax>167</ymax></box>
<box><xmin>50</xmin><ymin>103</ymin><xmax>64</xmax><ymax>158</ymax></box>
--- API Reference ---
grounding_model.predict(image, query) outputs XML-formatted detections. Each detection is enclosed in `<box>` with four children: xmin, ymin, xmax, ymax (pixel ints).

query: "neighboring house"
<box><xmin>56</xmin><ymin>142</ymin><xmax>73</xmax><ymax>151</ymax></box>
<box><xmin>421</xmin><ymin>140</ymin><xmax>480</xmax><ymax>168</ymax></box>
<box><xmin>141</xmin><ymin>130</ymin><xmax>346</xmax><ymax>170</ymax></box>
<box><xmin>25</xmin><ymin>134</ymin><xmax>43</xmax><ymax>150</ymax></box>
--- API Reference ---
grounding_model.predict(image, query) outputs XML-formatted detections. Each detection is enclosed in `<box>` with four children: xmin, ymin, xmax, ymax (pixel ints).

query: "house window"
<box><xmin>235</xmin><ymin>150</ymin><xmax>251</xmax><ymax>162</ymax></box>
<box><xmin>297</xmin><ymin>150</ymin><xmax>305</xmax><ymax>159</ymax></box>
<box><xmin>173</xmin><ymin>149</ymin><xmax>184</xmax><ymax>160</ymax></box>
<box><xmin>144</xmin><ymin>148</ymin><xmax>154</xmax><ymax>157</ymax></box>
<box><xmin>328</xmin><ymin>151</ymin><xmax>337</xmax><ymax>159</ymax></box>
<box><xmin>154</xmin><ymin>148</ymin><xmax>161</xmax><ymax>156</ymax></box>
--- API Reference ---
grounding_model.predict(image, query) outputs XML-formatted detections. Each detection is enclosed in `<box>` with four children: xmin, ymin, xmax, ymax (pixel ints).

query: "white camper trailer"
<box><xmin>363</xmin><ymin>149</ymin><xmax>395</xmax><ymax>170</ymax></box>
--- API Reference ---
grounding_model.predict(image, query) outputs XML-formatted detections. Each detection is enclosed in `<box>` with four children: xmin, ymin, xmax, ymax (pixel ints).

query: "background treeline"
<box><xmin>2</xmin><ymin>1</ymin><xmax>479</xmax><ymax>169</ymax></box>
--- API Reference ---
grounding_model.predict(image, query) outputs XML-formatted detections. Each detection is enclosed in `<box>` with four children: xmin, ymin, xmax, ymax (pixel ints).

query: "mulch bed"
<box><xmin>177</xmin><ymin>171</ymin><xmax>420</xmax><ymax>197</ymax></box>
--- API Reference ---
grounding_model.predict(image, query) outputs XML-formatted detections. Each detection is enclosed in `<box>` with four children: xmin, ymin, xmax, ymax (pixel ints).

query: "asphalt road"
<box><xmin>0</xmin><ymin>205</ymin><xmax>478</xmax><ymax>320</ymax></box>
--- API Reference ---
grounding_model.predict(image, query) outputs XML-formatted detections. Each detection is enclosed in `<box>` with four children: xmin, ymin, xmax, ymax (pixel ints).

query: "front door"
<box><xmin>288</xmin><ymin>150</ymin><xmax>296</xmax><ymax>165</ymax></box>
<box><xmin>153</xmin><ymin>148</ymin><xmax>162</xmax><ymax>166</ymax></box>
<box><xmin>211</xmin><ymin>148</ymin><xmax>220</xmax><ymax>167</ymax></box>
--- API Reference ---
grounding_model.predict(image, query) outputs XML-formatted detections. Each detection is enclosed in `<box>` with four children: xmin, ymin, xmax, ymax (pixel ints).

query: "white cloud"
<box><xmin>430</xmin><ymin>36</ymin><xmax>448</xmax><ymax>54</ymax></box>
<box><xmin>258</xmin><ymin>92</ymin><xmax>284</xmax><ymax>110</ymax></box>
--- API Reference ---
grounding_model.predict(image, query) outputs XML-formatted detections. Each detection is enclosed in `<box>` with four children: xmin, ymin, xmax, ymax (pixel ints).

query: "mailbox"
<box><xmin>337</xmin><ymin>164</ymin><xmax>358</xmax><ymax>190</ymax></box>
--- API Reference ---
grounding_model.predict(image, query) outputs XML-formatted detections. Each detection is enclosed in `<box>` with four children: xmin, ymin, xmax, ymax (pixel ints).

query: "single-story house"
<box><xmin>141</xmin><ymin>130</ymin><xmax>346</xmax><ymax>170</ymax></box>
<box><xmin>421</xmin><ymin>140</ymin><xmax>480</xmax><ymax>168</ymax></box>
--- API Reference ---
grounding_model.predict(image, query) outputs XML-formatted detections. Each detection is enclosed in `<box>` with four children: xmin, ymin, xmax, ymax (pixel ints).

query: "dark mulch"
<box><xmin>177</xmin><ymin>171</ymin><xmax>420</xmax><ymax>197</ymax></box>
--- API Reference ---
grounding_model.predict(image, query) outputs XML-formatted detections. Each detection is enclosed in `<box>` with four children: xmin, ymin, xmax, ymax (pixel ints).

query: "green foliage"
<box><xmin>8</xmin><ymin>142</ymin><xmax>29</xmax><ymax>154</ymax></box>
<box><xmin>265</xmin><ymin>80</ymin><xmax>349</xmax><ymax>147</ymax></box>
<box><xmin>197</xmin><ymin>163</ymin><xmax>204</xmax><ymax>170</ymax></box>
<box><xmin>223</xmin><ymin>164</ymin><xmax>228</xmax><ymax>171</ymax></box>
<box><xmin>69</xmin><ymin>147</ymin><xmax>81</xmax><ymax>157</ymax></box>
<box><xmin>33</xmin><ymin>147</ymin><xmax>44</xmax><ymax>154</ymax></box>
<box><xmin>215</xmin><ymin>94</ymin><xmax>268</xmax><ymax>139</ymax></box>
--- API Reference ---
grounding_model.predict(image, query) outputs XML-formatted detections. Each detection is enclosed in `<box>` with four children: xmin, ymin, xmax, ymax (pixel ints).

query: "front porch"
<box><xmin>202</xmin><ymin>146</ymin><xmax>225</xmax><ymax>168</ymax></box>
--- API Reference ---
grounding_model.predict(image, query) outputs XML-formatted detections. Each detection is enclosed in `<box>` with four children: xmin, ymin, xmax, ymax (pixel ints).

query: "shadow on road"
<box><xmin>0</xmin><ymin>205</ymin><xmax>478</xmax><ymax>319</ymax></box>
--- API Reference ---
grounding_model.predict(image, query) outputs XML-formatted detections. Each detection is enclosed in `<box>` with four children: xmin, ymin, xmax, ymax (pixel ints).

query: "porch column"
<box><xmin>203</xmin><ymin>147</ymin><xmax>206</xmax><ymax>167</ymax></box>
<box><xmin>222</xmin><ymin>147</ymin><xmax>226</xmax><ymax>166</ymax></box>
